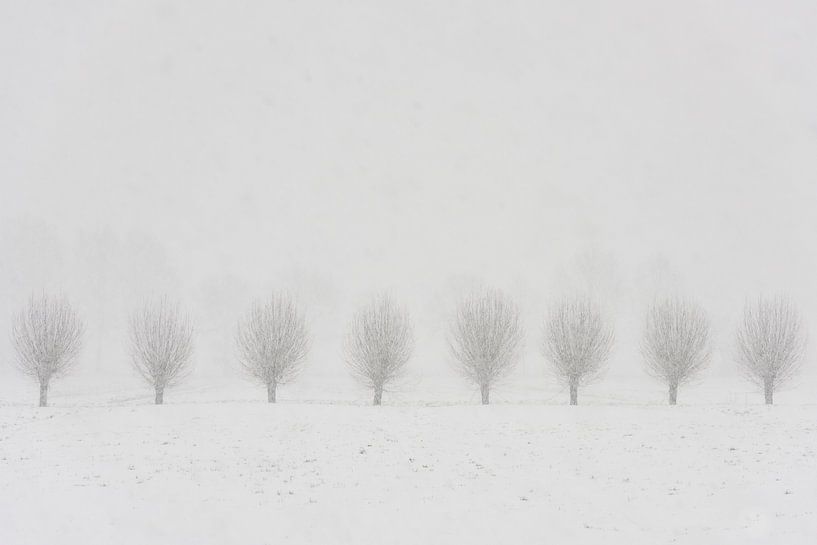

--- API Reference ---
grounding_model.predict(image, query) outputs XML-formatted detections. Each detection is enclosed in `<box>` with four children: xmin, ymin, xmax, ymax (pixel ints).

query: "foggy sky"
<box><xmin>2</xmin><ymin>0</ymin><xmax>816</xmax><ymax>382</ymax></box>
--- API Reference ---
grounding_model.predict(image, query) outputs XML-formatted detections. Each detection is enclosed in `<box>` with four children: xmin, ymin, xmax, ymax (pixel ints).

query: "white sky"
<box><xmin>2</xmin><ymin>0</ymin><xmax>816</xmax><ymax>383</ymax></box>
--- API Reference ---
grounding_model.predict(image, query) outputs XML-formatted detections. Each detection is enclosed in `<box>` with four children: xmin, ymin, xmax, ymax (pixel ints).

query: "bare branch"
<box><xmin>736</xmin><ymin>296</ymin><xmax>806</xmax><ymax>404</ymax></box>
<box><xmin>448</xmin><ymin>288</ymin><xmax>523</xmax><ymax>404</ymax></box>
<box><xmin>641</xmin><ymin>297</ymin><xmax>711</xmax><ymax>404</ymax></box>
<box><xmin>11</xmin><ymin>293</ymin><xmax>84</xmax><ymax>406</ymax></box>
<box><xmin>344</xmin><ymin>294</ymin><xmax>414</xmax><ymax>405</ymax></box>
<box><xmin>542</xmin><ymin>296</ymin><xmax>614</xmax><ymax>404</ymax></box>
<box><xmin>128</xmin><ymin>297</ymin><xmax>194</xmax><ymax>404</ymax></box>
<box><xmin>236</xmin><ymin>293</ymin><xmax>310</xmax><ymax>402</ymax></box>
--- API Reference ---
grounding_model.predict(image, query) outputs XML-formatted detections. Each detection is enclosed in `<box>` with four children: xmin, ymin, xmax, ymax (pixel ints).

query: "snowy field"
<box><xmin>1</xmin><ymin>378</ymin><xmax>815</xmax><ymax>545</ymax></box>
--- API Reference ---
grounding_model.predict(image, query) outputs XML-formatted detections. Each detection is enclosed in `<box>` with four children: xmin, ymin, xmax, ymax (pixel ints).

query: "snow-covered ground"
<box><xmin>1</xmin><ymin>379</ymin><xmax>815</xmax><ymax>545</ymax></box>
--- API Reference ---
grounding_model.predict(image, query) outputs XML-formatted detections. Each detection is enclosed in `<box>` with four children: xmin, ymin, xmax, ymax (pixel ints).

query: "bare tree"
<box><xmin>448</xmin><ymin>289</ymin><xmax>523</xmax><ymax>404</ymax></box>
<box><xmin>11</xmin><ymin>294</ymin><xmax>84</xmax><ymax>407</ymax></box>
<box><xmin>736</xmin><ymin>296</ymin><xmax>806</xmax><ymax>405</ymax></box>
<box><xmin>542</xmin><ymin>296</ymin><xmax>614</xmax><ymax>405</ymax></box>
<box><xmin>344</xmin><ymin>294</ymin><xmax>414</xmax><ymax>405</ymax></box>
<box><xmin>236</xmin><ymin>293</ymin><xmax>309</xmax><ymax>403</ymax></box>
<box><xmin>129</xmin><ymin>298</ymin><xmax>193</xmax><ymax>404</ymax></box>
<box><xmin>641</xmin><ymin>297</ymin><xmax>711</xmax><ymax>405</ymax></box>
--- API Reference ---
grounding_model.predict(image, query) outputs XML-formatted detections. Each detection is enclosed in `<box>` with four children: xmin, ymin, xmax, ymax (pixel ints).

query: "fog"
<box><xmin>2</xmin><ymin>0</ymin><xmax>816</xmax><ymax>388</ymax></box>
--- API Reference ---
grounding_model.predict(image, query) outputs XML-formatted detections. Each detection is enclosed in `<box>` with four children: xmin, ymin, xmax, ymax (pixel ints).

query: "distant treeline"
<box><xmin>9</xmin><ymin>290</ymin><xmax>806</xmax><ymax>407</ymax></box>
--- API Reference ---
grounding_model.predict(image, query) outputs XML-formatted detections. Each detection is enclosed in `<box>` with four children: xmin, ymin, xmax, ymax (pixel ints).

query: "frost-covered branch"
<box><xmin>448</xmin><ymin>289</ymin><xmax>523</xmax><ymax>404</ymax></box>
<box><xmin>736</xmin><ymin>296</ymin><xmax>806</xmax><ymax>404</ymax></box>
<box><xmin>236</xmin><ymin>293</ymin><xmax>309</xmax><ymax>402</ymax></box>
<box><xmin>542</xmin><ymin>296</ymin><xmax>614</xmax><ymax>405</ymax></box>
<box><xmin>344</xmin><ymin>294</ymin><xmax>413</xmax><ymax>405</ymax></box>
<box><xmin>129</xmin><ymin>298</ymin><xmax>193</xmax><ymax>404</ymax></box>
<box><xmin>11</xmin><ymin>294</ymin><xmax>84</xmax><ymax>407</ymax></box>
<box><xmin>641</xmin><ymin>297</ymin><xmax>710</xmax><ymax>405</ymax></box>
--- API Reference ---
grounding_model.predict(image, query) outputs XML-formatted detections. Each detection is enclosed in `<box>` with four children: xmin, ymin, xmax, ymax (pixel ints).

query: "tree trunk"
<box><xmin>39</xmin><ymin>382</ymin><xmax>48</xmax><ymax>407</ymax></box>
<box><xmin>669</xmin><ymin>383</ymin><xmax>678</xmax><ymax>405</ymax></box>
<box><xmin>373</xmin><ymin>387</ymin><xmax>382</xmax><ymax>406</ymax></box>
<box><xmin>267</xmin><ymin>382</ymin><xmax>277</xmax><ymax>403</ymax></box>
<box><xmin>155</xmin><ymin>387</ymin><xmax>164</xmax><ymax>405</ymax></box>
<box><xmin>764</xmin><ymin>379</ymin><xmax>773</xmax><ymax>405</ymax></box>
<box><xmin>569</xmin><ymin>383</ymin><xmax>578</xmax><ymax>406</ymax></box>
<box><xmin>480</xmin><ymin>383</ymin><xmax>490</xmax><ymax>405</ymax></box>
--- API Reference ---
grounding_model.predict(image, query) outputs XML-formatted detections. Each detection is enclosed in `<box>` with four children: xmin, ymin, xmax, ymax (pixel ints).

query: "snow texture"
<box><xmin>0</xmin><ymin>380</ymin><xmax>815</xmax><ymax>544</ymax></box>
